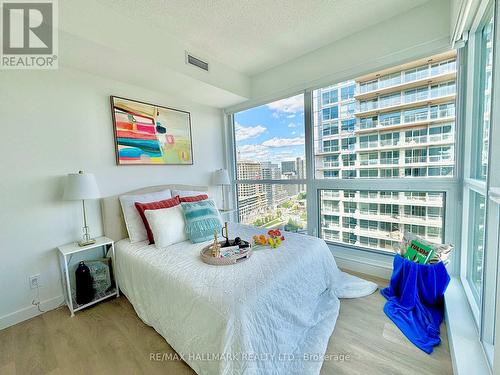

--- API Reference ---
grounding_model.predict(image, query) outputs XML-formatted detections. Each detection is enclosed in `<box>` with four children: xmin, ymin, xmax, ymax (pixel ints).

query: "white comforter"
<box><xmin>115</xmin><ymin>223</ymin><xmax>377</xmax><ymax>375</ymax></box>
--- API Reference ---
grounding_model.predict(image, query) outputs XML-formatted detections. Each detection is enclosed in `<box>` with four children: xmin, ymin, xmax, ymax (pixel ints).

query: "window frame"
<box><xmin>460</xmin><ymin>4</ymin><xmax>494</xmax><ymax>328</ymax></box>
<box><xmin>226</xmin><ymin>89</ymin><xmax>460</xmax><ymax>261</ymax></box>
<box><xmin>459</xmin><ymin>2</ymin><xmax>500</xmax><ymax>367</ymax></box>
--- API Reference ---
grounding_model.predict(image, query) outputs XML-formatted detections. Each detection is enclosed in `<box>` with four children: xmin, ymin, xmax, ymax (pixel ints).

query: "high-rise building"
<box><xmin>237</xmin><ymin>161</ymin><xmax>266</xmax><ymax>222</ymax></box>
<box><xmin>314</xmin><ymin>51</ymin><xmax>456</xmax><ymax>251</ymax></box>
<box><xmin>281</xmin><ymin>160</ymin><xmax>296</xmax><ymax>174</ymax></box>
<box><xmin>296</xmin><ymin>157</ymin><xmax>305</xmax><ymax>192</ymax></box>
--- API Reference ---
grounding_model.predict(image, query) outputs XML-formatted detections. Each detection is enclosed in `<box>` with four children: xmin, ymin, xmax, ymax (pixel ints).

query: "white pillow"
<box><xmin>171</xmin><ymin>189</ymin><xmax>208</xmax><ymax>198</ymax></box>
<box><xmin>119</xmin><ymin>189</ymin><xmax>172</xmax><ymax>243</ymax></box>
<box><xmin>145</xmin><ymin>206</ymin><xmax>187</xmax><ymax>248</ymax></box>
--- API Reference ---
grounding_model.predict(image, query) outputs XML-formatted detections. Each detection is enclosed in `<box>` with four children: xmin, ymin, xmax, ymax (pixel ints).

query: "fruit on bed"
<box><xmin>252</xmin><ymin>230</ymin><xmax>285</xmax><ymax>248</ymax></box>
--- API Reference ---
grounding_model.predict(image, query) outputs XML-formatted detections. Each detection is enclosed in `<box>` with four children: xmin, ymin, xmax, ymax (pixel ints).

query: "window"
<box><xmin>360</xmin><ymin>203</ymin><xmax>378</xmax><ymax>215</ymax></box>
<box><xmin>360</xmin><ymin>98</ymin><xmax>378</xmax><ymax>112</ymax></box>
<box><xmin>430</xmin><ymin>102</ymin><xmax>455</xmax><ymax>119</ymax></box>
<box><xmin>404</xmin><ymin>86</ymin><xmax>428</xmax><ymax>103</ymax></box>
<box><xmin>405</xmin><ymin>148</ymin><xmax>427</xmax><ymax>164</ymax></box>
<box><xmin>359</xmin><ymin>152</ymin><xmax>378</xmax><ymax>165</ymax></box>
<box><xmin>342</xmin><ymin>170</ymin><xmax>357</xmax><ymax>179</ymax></box>
<box><xmin>459</xmin><ymin>9</ymin><xmax>498</xmax><ymax>365</ymax></box>
<box><xmin>476</xmin><ymin>18</ymin><xmax>494</xmax><ymax>181</ymax></box>
<box><xmin>360</xmin><ymin>169</ymin><xmax>378</xmax><ymax>178</ymax></box>
<box><xmin>323</xmin><ymin>139</ymin><xmax>339</xmax><ymax>153</ymax></box>
<box><xmin>379</xmin><ymin>112</ymin><xmax>401</xmax><ymax>126</ymax></box>
<box><xmin>324</xmin><ymin>170</ymin><xmax>339</xmax><ymax>179</ymax></box>
<box><xmin>341</xmin><ymin>119</ymin><xmax>356</xmax><ymax>132</ymax></box>
<box><xmin>467</xmin><ymin>192</ymin><xmax>487</xmax><ymax>302</ymax></box>
<box><xmin>233</xmin><ymin>53</ymin><xmax>457</xmax><ymax>257</ymax></box>
<box><xmin>322</xmin><ymin>106</ymin><xmax>338</xmax><ymax>120</ymax></box>
<box><xmin>380</xmin><ymin>132</ymin><xmax>400</xmax><ymax>147</ymax></box>
<box><xmin>323</xmin><ymin>155</ymin><xmax>339</xmax><ymax>167</ymax></box>
<box><xmin>360</xmin><ymin>116</ymin><xmax>378</xmax><ymax>129</ymax></box>
<box><xmin>379</xmin><ymin>72</ymin><xmax>401</xmax><ymax>88</ymax></box>
<box><xmin>341</xmin><ymin>84</ymin><xmax>355</xmax><ymax>100</ymax></box>
<box><xmin>404</xmin><ymin>65</ymin><xmax>429</xmax><ymax>82</ymax></box>
<box><xmin>379</xmin><ymin>92</ymin><xmax>401</xmax><ymax>108</ymax></box>
<box><xmin>341</xmin><ymin>137</ymin><xmax>356</xmax><ymax>150</ymax></box>
<box><xmin>234</xmin><ymin>94</ymin><xmax>306</xmax><ymax>234</ymax></box>
<box><xmin>429</xmin><ymin>123</ymin><xmax>454</xmax><ymax>142</ymax></box>
<box><xmin>429</xmin><ymin>146</ymin><xmax>453</xmax><ymax>162</ymax></box>
<box><xmin>359</xmin><ymin>134</ymin><xmax>378</xmax><ymax>149</ymax></box>
<box><xmin>342</xmin><ymin>154</ymin><xmax>356</xmax><ymax>166</ymax></box>
<box><xmin>322</xmin><ymin>90</ymin><xmax>338</xmax><ymax>105</ymax></box>
<box><xmin>405</xmin><ymin>128</ymin><xmax>427</xmax><ymax>144</ymax></box>
<box><xmin>322</xmin><ymin>122</ymin><xmax>338</xmax><ymax>136</ymax></box>
<box><xmin>404</xmin><ymin>106</ymin><xmax>429</xmax><ymax>123</ymax></box>
<box><xmin>380</xmin><ymin>150</ymin><xmax>399</xmax><ymax>164</ymax></box>
<box><xmin>380</xmin><ymin>168</ymin><xmax>399</xmax><ymax>178</ymax></box>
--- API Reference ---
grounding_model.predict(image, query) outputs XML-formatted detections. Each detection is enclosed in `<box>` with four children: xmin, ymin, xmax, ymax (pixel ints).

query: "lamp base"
<box><xmin>78</xmin><ymin>225</ymin><xmax>95</xmax><ymax>246</ymax></box>
<box><xmin>78</xmin><ymin>238</ymin><xmax>96</xmax><ymax>247</ymax></box>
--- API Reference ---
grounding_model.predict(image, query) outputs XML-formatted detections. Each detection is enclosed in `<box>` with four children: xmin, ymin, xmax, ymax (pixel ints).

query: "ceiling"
<box><xmin>97</xmin><ymin>0</ymin><xmax>431</xmax><ymax>76</ymax></box>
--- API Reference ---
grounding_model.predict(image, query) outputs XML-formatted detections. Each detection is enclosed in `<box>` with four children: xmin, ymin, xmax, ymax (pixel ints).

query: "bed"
<box><xmin>102</xmin><ymin>185</ymin><xmax>377</xmax><ymax>375</ymax></box>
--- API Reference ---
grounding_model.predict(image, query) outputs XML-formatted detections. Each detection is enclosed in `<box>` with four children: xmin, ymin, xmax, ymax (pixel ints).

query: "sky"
<box><xmin>234</xmin><ymin>94</ymin><xmax>305</xmax><ymax>165</ymax></box>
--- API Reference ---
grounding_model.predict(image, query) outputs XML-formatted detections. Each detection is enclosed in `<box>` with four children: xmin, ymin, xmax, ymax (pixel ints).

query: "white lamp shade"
<box><xmin>212</xmin><ymin>169</ymin><xmax>230</xmax><ymax>185</ymax></box>
<box><xmin>63</xmin><ymin>172</ymin><xmax>100</xmax><ymax>200</ymax></box>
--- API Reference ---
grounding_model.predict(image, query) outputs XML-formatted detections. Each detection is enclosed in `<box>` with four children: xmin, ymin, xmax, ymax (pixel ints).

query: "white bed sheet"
<box><xmin>115</xmin><ymin>223</ymin><xmax>377</xmax><ymax>375</ymax></box>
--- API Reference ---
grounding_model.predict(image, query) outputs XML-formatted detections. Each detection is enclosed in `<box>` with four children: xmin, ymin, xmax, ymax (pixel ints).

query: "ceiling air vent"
<box><xmin>186</xmin><ymin>52</ymin><xmax>209</xmax><ymax>72</ymax></box>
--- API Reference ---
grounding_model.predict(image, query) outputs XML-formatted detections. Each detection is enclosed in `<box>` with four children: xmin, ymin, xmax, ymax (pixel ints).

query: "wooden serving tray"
<box><xmin>200</xmin><ymin>241</ymin><xmax>252</xmax><ymax>265</ymax></box>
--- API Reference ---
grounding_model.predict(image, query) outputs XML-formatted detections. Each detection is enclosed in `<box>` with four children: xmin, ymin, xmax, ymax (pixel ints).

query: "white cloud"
<box><xmin>287</xmin><ymin>114</ymin><xmax>296</xmax><ymax>119</ymax></box>
<box><xmin>234</xmin><ymin>122</ymin><xmax>267</xmax><ymax>141</ymax></box>
<box><xmin>288</xmin><ymin>123</ymin><xmax>297</xmax><ymax>128</ymax></box>
<box><xmin>237</xmin><ymin>144</ymin><xmax>267</xmax><ymax>153</ymax></box>
<box><xmin>266</xmin><ymin>95</ymin><xmax>303</xmax><ymax>115</ymax></box>
<box><xmin>291</xmin><ymin>131</ymin><xmax>296</xmax><ymax>135</ymax></box>
<box><xmin>237</xmin><ymin>144</ymin><xmax>271</xmax><ymax>161</ymax></box>
<box><xmin>262</xmin><ymin>137</ymin><xmax>305</xmax><ymax>148</ymax></box>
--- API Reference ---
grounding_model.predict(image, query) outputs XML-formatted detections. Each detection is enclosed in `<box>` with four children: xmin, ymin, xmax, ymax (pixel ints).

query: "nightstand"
<box><xmin>57</xmin><ymin>236</ymin><xmax>119</xmax><ymax>316</ymax></box>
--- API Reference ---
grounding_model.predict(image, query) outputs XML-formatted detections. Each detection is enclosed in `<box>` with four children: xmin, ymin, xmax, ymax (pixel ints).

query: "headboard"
<box><xmin>101</xmin><ymin>184</ymin><xmax>209</xmax><ymax>242</ymax></box>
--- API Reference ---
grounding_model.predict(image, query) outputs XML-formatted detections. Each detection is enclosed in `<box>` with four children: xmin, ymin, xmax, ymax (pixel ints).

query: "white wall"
<box><xmin>0</xmin><ymin>67</ymin><xmax>225</xmax><ymax>328</ymax></box>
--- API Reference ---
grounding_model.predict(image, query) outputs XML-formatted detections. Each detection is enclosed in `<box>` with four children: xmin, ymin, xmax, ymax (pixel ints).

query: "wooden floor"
<box><xmin>0</xmin><ymin>272</ymin><xmax>452</xmax><ymax>375</ymax></box>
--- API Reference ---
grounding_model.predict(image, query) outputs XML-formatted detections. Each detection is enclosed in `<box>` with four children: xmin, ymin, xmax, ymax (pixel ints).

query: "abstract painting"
<box><xmin>110</xmin><ymin>96</ymin><xmax>193</xmax><ymax>165</ymax></box>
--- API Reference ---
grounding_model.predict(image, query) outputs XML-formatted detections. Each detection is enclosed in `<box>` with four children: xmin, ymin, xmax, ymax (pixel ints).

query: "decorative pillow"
<box><xmin>181</xmin><ymin>199</ymin><xmax>223</xmax><ymax>243</ymax></box>
<box><xmin>145</xmin><ymin>206</ymin><xmax>188</xmax><ymax>248</ymax></box>
<box><xmin>179</xmin><ymin>194</ymin><xmax>208</xmax><ymax>203</ymax></box>
<box><xmin>172</xmin><ymin>189</ymin><xmax>208</xmax><ymax>199</ymax></box>
<box><xmin>135</xmin><ymin>196</ymin><xmax>181</xmax><ymax>244</ymax></box>
<box><xmin>119</xmin><ymin>189</ymin><xmax>172</xmax><ymax>243</ymax></box>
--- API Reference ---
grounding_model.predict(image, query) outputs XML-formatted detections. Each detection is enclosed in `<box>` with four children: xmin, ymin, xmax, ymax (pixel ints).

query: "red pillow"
<box><xmin>179</xmin><ymin>194</ymin><xmax>208</xmax><ymax>202</ymax></box>
<box><xmin>135</xmin><ymin>196</ymin><xmax>181</xmax><ymax>244</ymax></box>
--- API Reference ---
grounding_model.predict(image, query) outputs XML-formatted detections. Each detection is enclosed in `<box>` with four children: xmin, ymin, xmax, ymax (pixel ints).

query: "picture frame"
<box><xmin>110</xmin><ymin>96</ymin><xmax>194</xmax><ymax>165</ymax></box>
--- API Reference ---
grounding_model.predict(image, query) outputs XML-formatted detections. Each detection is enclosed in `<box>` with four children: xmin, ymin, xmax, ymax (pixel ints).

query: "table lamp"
<box><xmin>212</xmin><ymin>168</ymin><xmax>230</xmax><ymax>210</ymax></box>
<box><xmin>63</xmin><ymin>171</ymin><xmax>101</xmax><ymax>246</ymax></box>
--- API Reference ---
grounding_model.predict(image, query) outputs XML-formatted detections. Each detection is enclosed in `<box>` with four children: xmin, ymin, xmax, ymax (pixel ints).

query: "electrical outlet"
<box><xmin>29</xmin><ymin>274</ymin><xmax>40</xmax><ymax>289</ymax></box>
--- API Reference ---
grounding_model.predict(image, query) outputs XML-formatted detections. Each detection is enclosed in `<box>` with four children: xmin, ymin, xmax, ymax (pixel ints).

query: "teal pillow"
<box><xmin>181</xmin><ymin>199</ymin><xmax>223</xmax><ymax>243</ymax></box>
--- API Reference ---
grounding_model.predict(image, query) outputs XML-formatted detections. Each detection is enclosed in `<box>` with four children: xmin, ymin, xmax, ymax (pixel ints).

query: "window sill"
<box><xmin>445</xmin><ymin>277</ymin><xmax>491</xmax><ymax>375</ymax></box>
<box><xmin>328</xmin><ymin>242</ymin><xmax>394</xmax><ymax>279</ymax></box>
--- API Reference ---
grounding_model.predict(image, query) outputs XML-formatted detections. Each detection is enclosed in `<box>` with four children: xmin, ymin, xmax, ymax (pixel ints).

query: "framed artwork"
<box><xmin>110</xmin><ymin>96</ymin><xmax>193</xmax><ymax>165</ymax></box>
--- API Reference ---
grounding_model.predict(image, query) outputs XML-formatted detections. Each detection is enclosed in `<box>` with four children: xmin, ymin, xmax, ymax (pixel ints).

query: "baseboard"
<box><xmin>0</xmin><ymin>295</ymin><xmax>64</xmax><ymax>331</ymax></box>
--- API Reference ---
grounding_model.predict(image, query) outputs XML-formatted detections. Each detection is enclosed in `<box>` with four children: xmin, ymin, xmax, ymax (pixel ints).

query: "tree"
<box><xmin>284</xmin><ymin>218</ymin><xmax>302</xmax><ymax>233</ymax></box>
